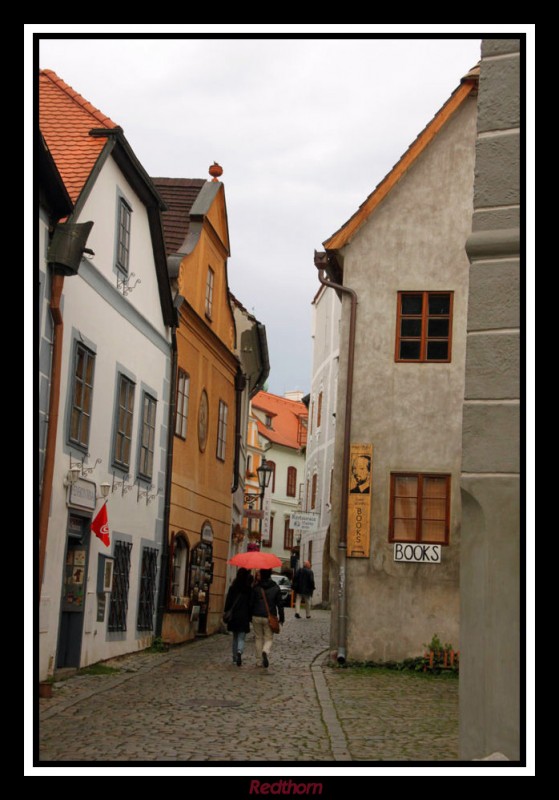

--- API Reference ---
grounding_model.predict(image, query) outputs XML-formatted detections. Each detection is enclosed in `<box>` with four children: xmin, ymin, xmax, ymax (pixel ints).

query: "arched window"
<box><xmin>169</xmin><ymin>532</ymin><xmax>190</xmax><ymax>607</ymax></box>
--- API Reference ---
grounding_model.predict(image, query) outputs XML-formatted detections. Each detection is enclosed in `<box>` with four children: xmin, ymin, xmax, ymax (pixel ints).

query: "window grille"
<box><xmin>108</xmin><ymin>541</ymin><xmax>133</xmax><ymax>632</ymax></box>
<box><xmin>137</xmin><ymin>547</ymin><xmax>158</xmax><ymax>631</ymax></box>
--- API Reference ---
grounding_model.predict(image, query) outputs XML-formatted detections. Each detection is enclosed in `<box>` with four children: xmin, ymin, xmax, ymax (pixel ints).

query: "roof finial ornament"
<box><xmin>209</xmin><ymin>161</ymin><xmax>223</xmax><ymax>181</ymax></box>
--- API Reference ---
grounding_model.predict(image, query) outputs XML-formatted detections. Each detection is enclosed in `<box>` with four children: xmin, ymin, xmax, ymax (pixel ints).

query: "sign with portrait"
<box><xmin>347</xmin><ymin>443</ymin><xmax>373</xmax><ymax>558</ymax></box>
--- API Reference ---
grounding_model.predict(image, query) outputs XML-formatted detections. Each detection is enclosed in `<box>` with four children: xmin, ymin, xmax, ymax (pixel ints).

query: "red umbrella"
<box><xmin>228</xmin><ymin>551</ymin><xmax>282</xmax><ymax>569</ymax></box>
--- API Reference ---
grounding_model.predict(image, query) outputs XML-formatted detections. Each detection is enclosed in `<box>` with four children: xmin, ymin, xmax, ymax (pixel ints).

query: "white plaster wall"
<box><xmin>302</xmin><ymin>287</ymin><xmax>341</xmax><ymax>604</ymax></box>
<box><xmin>39</xmin><ymin>159</ymin><xmax>171</xmax><ymax>678</ymax></box>
<box><xmin>78</xmin><ymin>156</ymin><xmax>167</xmax><ymax>335</ymax></box>
<box><xmin>263</xmin><ymin>442</ymin><xmax>306</xmax><ymax>562</ymax></box>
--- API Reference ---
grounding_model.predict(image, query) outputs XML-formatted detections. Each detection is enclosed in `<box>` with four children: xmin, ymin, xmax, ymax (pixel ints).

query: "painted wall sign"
<box><xmin>347</xmin><ymin>443</ymin><xmax>373</xmax><ymax>558</ymax></box>
<box><xmin>260</xmin><ymin>485</ymin><xmax>272</xmax><ymax>542</ymax></box>
<box><xmin>68</xmin><ymin>478</ymin><xmax>96</xmax><ymax>510</ymax></box>
<box><xmin>393</xmin><ymin>543</ymin><xmax>442</xmax><ymax>563</ymax></box>
<box><xmin>289</xmin><ymin>511</ymin><xmax>319</xmax><ymax>532</ymax></box>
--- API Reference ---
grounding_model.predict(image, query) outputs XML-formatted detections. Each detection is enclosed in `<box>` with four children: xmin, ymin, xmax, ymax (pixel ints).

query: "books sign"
<box><xmin>347</xmin><ymin>443</ymin><xmax>373</xmax><ymax>558</ymax></box>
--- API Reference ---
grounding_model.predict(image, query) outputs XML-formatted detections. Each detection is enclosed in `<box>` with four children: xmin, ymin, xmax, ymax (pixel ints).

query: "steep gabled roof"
<box><xmin>39</xmin><ymin>69</ymin><xmax>118</xmax><ymax>204</ymax></box>
<box><xmin>152</xmin><ymin>178</ymin><xmax>206</xmax><ymax>257</ymax></box>
<box><xmin>323</xmin><ymin>66</ymin><xmax>479</xmax><ymax>252</ymax></box>
<box><xmin>252</xmin><ymin>391</ymin><xmax>308</xmax><ymax>451</ymax></box>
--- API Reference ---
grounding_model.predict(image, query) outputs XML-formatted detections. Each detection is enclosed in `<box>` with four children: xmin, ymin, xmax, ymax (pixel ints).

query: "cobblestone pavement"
<box><xmin>37</xmin><ymin>608</ymin><xmax>458</xmax><ymax>764</ymax></box>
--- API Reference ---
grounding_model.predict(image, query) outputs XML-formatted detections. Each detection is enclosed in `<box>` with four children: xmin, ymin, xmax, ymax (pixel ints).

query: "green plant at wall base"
<box><xmin>423</xmin><ymin>633</ymin><xmax>444</xmax><ymax>652</ymax></box>
<box><xmin>148</xmin><ymin>636</ymin><xmax>168</xmax><ymax>653</ymax></box>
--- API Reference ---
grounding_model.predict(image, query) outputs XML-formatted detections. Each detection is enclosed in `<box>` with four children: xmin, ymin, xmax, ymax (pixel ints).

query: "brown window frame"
<box><xmin>389</xmin><ymin>472</ymin><xmax>451</xmax><ymax>545</ymax></box>
<box><xmin>175</xmin><ymin>369</ymin><xmax>190</xmax><ymax>440</ymax></box>
<box><xmin>395</xmin><ymin>291</ymin><xmax>453</xmax><ymax>363</ymax></box>
<box><xmin>284</xmin><ymin>518</ymin><xmax>294</xmax><ymax>550</ymax></box>
<box><xmin>205</xmin><ymin>266</ymin><xmax>214</xmax><ymax>319</ymax></box>
<box><xmin>316</xmin><ymin>391</ymin><xmax>323</xmax><ymax>428</ymax></box>
<box><xmin>216</xmin><ymin>399</ymin><xmax>228</xmax><ymax>461</ymax></box>
<box><xmin>286</xmin><ymin>466</ymin><xmax>297</xmax><ymax>497</ymax></box>
<box><xmin>311</xmin><ymin>473</ymin><xmax>318</xmax><ymax>510</ymax></box>
<box><xmin>266</xmin><ymin>460</ymin><xmax>276</xmax><ymax>493</ymax></box>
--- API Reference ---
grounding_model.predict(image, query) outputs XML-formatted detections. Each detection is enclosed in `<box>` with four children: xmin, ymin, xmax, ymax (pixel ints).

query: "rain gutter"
<box><xmin>314</xmin><ymin>250</ymin><xmax>358</xmax><ymax>665</ymax></box>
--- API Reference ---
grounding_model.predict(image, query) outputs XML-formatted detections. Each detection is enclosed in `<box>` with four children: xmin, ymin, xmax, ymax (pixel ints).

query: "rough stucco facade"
<box><xmin>460</xmin><ymin>39</ymin><xmax>521</xmax><ymax>761</ymax></box>
<box><xmin>328</xmin><ymin>91</ymin><xmax>478</xmax><ymax>662</ymax></box>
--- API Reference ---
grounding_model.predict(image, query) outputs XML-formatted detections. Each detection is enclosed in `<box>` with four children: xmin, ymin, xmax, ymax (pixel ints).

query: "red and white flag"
<box><xmin>91</xmin><ymin>502</ymin><xmax>110</xmax><ymax>547</ymax></box>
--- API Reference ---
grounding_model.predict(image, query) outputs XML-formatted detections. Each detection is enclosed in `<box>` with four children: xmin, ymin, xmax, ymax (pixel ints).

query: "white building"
<box><xmin>38</xmin><ymin>70</ymin><xmax>174</xmax><ymax>678</ymax></box>
<box><xmin>249</xmin><ymin>391</ymin><xmax>308</xmax><ymax>569</ymax></box>
<box><xmin>302</xmin><ymin>286</ymin><xmax>342</xmax><ymax>604</ymax></box>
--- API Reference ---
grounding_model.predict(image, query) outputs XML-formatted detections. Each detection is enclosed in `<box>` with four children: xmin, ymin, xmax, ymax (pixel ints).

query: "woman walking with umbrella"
<box><xmin>250</xmin><ymin>569</ymin><xmax>284</xmax><ymax>668</ymax></box>
<box><xmin>223</xmin><ymin>567</ymin><xmax>253</xmax><ymax>666</ymax></box>
<box><xmin>228</xmin><ymin>551</ymin><xmax>284</xmax><ymax>669</ymax></box>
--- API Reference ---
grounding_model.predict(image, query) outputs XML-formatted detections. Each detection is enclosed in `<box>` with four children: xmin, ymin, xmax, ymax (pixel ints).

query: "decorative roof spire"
<box><xmin>209</xmin><ymin>161</ymin><xmax>223</xmax><ymax>181</ymax></box>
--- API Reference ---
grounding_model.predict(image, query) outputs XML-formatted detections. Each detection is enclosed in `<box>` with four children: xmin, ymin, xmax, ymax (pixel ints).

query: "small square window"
<box><xmin>395</xmin><ymin>292</ymin><xmax>453</xmax><ymax>363</ymax></box>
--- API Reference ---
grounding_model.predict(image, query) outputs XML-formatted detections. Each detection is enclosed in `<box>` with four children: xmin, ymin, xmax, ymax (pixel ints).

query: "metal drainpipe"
<box><xmin>155</xmin><ymin>321</ymin><xmax>179</xmax><ymax>638</ymax></box>
<box><xmin>314</xmin><ymin>251</ymin><xmax>358</xmax><ymax>665</ymax></box>
<box><xmin>38</xmin><ymin>271</ymin><xmax>65</xmax><ymax>596</ymax></box>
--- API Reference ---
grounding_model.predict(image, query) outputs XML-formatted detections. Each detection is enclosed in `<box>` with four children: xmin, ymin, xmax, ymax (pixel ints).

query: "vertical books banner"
<box><xmin>347</xmin><ymin>443</ymin><xmax>373</xmax><ymax>558</ymax></box>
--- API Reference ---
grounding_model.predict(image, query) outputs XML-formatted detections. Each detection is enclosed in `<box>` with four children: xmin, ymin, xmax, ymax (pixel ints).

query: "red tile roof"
<box><xmin>151</xmin><ymin>178</ymin><xmax>206</xmax><ymax>257</ymax></box>
<box><xmin>252</xmin><ymin>391</ymin><xmax>308</xmax><ymax>450</ymax></box>
<box><xmin>39</xmin><ymin>69</ymin><xmax>118</xmax><ymax>204</ymax></box>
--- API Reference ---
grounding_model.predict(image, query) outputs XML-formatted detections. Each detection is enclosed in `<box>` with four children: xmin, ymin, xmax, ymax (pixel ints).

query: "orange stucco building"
<box><xmin>154</xmin><ymin>172</ymin><xmax>240</xmax><ymax>642</ymax></box>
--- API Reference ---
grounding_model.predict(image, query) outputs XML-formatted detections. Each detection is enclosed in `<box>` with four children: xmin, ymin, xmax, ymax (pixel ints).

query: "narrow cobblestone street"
<box><xmin>38</xmin><ymin>609</ymin><xmax>458</xmax><ymax>764</ymax></box>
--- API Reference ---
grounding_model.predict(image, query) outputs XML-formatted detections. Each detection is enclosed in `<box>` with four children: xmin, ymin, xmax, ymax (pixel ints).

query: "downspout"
<box><xmin>314</xmin><ymin>250</ymin><xmax>358</xmax><ymax>665</ymax></box>
<box><xmin>231</xmin><ymin>368</ymin><xmax>246</xmax><ymax>494</ymax></box>
<box><xmin>38</xmin><ymin>271</ymin><xmax>65</xmax><ymax>595</ymax></box>
<box><xmin>155</xmin><ymin>302</ymin><xmax>181</xmax><ymax>638</ymax></box>
<box><xmin>38</xmin><ymin>220</ymin><xmax>94</xmax><ymax>596</ymax></box>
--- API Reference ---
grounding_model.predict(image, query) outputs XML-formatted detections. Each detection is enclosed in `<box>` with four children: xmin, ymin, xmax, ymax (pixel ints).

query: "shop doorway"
<box><xmin>56</xmin><ymin>513</ymin><xmax>91</xmax><ymax>668</ymax></box>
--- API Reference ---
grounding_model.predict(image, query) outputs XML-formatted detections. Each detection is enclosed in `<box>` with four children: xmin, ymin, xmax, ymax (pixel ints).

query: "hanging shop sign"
<box><xmin>67</xmin><ymin>478</ymin><xmax>96</xmax><ymax>510</ymax></box>
<box><xmin>289</xmin><ymin>512</ymin><xmax>319</xmax><ymax>532</ymax></box>
<box><xmin>393</xmin><ymin>543</ymin><xmax>442</xmax><ymax>563</ymax></box>
<box><xmin>347</xmin><ymin>443</ymin><xmax>373</xmax><ymax>558</ymax></box>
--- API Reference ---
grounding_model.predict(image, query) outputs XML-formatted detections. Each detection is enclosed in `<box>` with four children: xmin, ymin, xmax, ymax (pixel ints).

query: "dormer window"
<box><xmin>265</xmin><ymin>414</ymin><xmax>273</xmax><ymax>428</ymax></box>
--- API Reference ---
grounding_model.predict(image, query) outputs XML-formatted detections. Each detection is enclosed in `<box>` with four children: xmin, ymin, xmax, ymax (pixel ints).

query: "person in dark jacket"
<box><xmin>223</xmin><ymin>567</ymin><xmax>253</xmax><ymax>666</ymax></box>
<box><xmin>293</xmin><ymin>560</ymin><xmax>315</xmax><ymax>619</ymax></box>
<box><xmin>249</xmin><ymin>568</ymin><xmax>284</xmax><ymax>668</ymax></box>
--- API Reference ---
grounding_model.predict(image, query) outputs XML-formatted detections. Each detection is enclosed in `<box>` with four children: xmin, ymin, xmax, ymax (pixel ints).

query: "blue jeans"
<box><xmin>232</xmin><ymin>630</ymin><xmax>246</xmax><ymax>660</ymax></box>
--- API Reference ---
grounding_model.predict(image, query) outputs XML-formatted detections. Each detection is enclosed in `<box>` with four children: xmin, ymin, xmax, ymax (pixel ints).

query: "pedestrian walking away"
<box><xmin>249</xmin><ymin>568</ymin><xmax>284</xmax><ymax>668</ymax></box>
<box><xmin>293</xmin><ymin>560</ymin><xmax>315</xmax><ymax>619</ymax></box>
<box><xmin>223</xmin><ymin>567</ymin><xmax>253</xmax><ymax>666</ymax></box>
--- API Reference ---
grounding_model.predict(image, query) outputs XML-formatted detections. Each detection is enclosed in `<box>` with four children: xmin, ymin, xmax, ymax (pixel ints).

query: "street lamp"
<box><xmin>256</xmin><ymin>457</ymin><xmax>273</xmax><ymax>495</ymax></box>
<box><xmin>256</xmin><ymin>458</ymin><xmax>274</xmax><ymax>548</ymax></box>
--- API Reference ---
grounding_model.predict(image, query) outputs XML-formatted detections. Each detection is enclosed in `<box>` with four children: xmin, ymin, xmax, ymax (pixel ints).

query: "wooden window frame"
<box><xmin>69</xmin><ymin>342</ymin><xmax>95</xmax><ymax>452</ymax></box>
<box><xmin>266</xmin><ymin>460</ymin><xmax>276</xmax><ymax>493</ymax></box>
<box><xmin>286</xmin><ymin>466</ymin><xmax>297</xmax><ymax>498</ymax></box>
<box><xmin>175</xmin><ymin>369</ymin><xmax>190</xmax><ymax>440</ymax></box>
<box><xmin>205</xmin><ymin>266</ymin><xmax>214</xmax><ymax>319</ymax></box>
<box><xmin>389</xmin><ymin>472</ymin><xmax>451</xmax><ymax>545</ymax></box>
<box><xmin>311</xmin><ymin>473</ymin><xmax>318</xmax><ymax>510</ymax></box>
<box><xmin>316</xmin><ymin>391</ymin><xmax>323</xmax><ymax>428</ymax></box>
<box><xmin>395</xmin><ymin>291</ymin><xmax>453</xmax><ymax>363</ymax></box>
<box><xmin>113</xmin><ymin>373</ymin><xmax>135</xmax><ymax>470</ymax></box>
<box><xmin>283</xmin><ymin>518</ymin><xmax>294</xmax><ymax>550</ymax></box>
<box><xmin>216</xmin><ymin>400</ymin><xmax>228</xmax><ymax>462</ymax></box>
<box><xmin>168</xmin><ymin>532</ymin><xmax>190</xmax><ymax>610</ymax></box>
<box><xmin>116</xmin><ymin>197</ymin><xmax>132</xmax><ymax>275</ymax></box>
<box><xmin>138</xmin><ymin>393</ymin><xmax>157</xmax><ymax>480</ymax></box>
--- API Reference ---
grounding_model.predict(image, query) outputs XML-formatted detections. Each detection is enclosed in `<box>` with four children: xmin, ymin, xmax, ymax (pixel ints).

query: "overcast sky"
<box><xmin>33</xmin><ymin>31</ymin><xmax>492</xmax><ymax>396</ymax></box>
